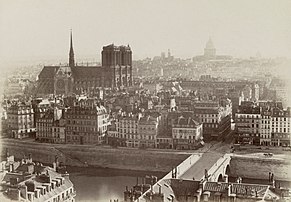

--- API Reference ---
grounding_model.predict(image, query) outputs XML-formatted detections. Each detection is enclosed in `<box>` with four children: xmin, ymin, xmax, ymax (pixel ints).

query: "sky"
<box><xmin>0</xmin><ymin>0</ymin><xmax>291</xmax><ymax>64</ymax></box>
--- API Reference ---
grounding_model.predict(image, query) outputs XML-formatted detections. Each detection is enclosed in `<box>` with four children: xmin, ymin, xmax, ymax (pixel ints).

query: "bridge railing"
<box><xmin>206</xmin><ymin>154</ymin><xmax>232</xmax><ymax>181</ymax></box>
<box><xmin>176</xmin><ymin>154</ymin><xmax>202</xmax><ymax>178</ymax></box>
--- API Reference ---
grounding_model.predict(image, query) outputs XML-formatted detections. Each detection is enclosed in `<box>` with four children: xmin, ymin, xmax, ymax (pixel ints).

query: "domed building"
<box><xmin>204</xmin><ymin>37</ymin><xmax>216</xmax><ymax>59</ymax></box>
<box><xmin>193</xmin><ymin>37</ymin><xmax>232</xmax><ymax>61</ymax></box>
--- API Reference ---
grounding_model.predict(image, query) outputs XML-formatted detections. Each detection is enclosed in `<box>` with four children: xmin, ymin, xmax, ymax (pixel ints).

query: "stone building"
<box><xmin>65</xmin><ymin>102</ymin><xmax>109</xmax><ymax>145</ymax></box>
<box><xmin>235</xmin><ymin>102</ymin><xmax>261</xmax><ymax>145</ymax></box>
<box><xmin>260</xmin><ymin>108</ymin><xmax>272</xmax><ymax>146</ymax></box>
<box><xmin>35</xmin><ymin>108</ymin><xmax>64</xmax><ymax>143</ymax></box>
<box><xmin>138</xmin><ymin>115</ymin><xmax>161</xmax><ymax>148</ymax></box>
<box><xmin>235</xmin><ymin>101</ymin><xmax>291</xmax><ymax>146</ymax></box>
<box><xmin>116</xmin><ymin>115</ymin><xmax>140</xmax><ymax>148</ymax></box>
<box><xmin>172</xmin><ymin>116</ymin><xmax>203</xmax><ymax>150</ymax></box>
<box><xmin>271</xmin><ymin>107</ymin><xmax>291</xmax><ymax>146</ymax></box>
<box><xmin>129</xmin><ymin>177</ymin><xmax>289</xmax><ymax>202</ymax></box>
<box><xmin>0</xmin><ymin>155</ymin><xmax>76</xmax><ymax>202</ymax></box>
<box><xmin>192</xmin><ymin>38</ymin><xmax>233</xmax><ymax>61</ymax></box>
<box><xmin>192</xmin><ymin>99</ymin><xmax>232</xmax><ymax>141</ymax></box>
<box><xmin>36</xmin><ymin>32</ymin><xmax>132</xmax><ymax>96</ymax></box>
<box><xmin>7</xmin><ymin>102</ymin><xmax>35</xmax><ymax>139</ymax></box>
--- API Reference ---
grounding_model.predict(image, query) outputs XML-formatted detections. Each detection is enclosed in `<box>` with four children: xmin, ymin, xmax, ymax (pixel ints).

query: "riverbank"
<box><xmin>66</xmin><ymin>165</ymin><xmax>166</xmax><ymax>178</ymax></box>
<box><xmin>0</xmin><ymin>138</ymin><xmax>191</xmax><ymax>172</ymax></box>
<box><xmin>1</xmin><ymin>138</ymin><xmax>290</xmax><ymax>181</ymax></box>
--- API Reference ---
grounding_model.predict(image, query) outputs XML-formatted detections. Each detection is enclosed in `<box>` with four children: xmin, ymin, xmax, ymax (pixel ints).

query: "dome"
<box><xmin>205</xmin><ymin>37</ymin><xmax>215</xmax><ymax>49</ymax></box>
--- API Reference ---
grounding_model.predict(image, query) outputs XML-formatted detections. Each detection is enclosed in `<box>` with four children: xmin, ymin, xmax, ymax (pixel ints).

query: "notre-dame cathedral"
<box><xmin>36</xmin><ymin>31</ymin><xmax>133</xmax><ymax>96</ymax></box>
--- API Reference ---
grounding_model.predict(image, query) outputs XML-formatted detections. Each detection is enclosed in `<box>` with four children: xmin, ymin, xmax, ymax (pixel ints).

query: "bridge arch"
<box><xmin>217</xmin><ymin>174</ymin><xmax>223</xmax><ymax>182</ymax></box>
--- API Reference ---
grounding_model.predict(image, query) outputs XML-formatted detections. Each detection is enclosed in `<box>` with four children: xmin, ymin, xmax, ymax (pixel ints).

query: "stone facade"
<box><xmin>65</xmin><ymin>103</ymin><xmax>109</xmax><ymax>145</ymax></box>
<box><xmin>172</xmin><ymin>116</ymin><xmax>203</xmax><ymax>150</ymax></box>
<box><xmin>7</xmin><ymin>103</ymin><xmax>35</xmax><ymax>139</ymax></box>
<box><xmin>36</xmin><ymin>33</ymin><xmax>132</xmax><ymax>96</ymax></box>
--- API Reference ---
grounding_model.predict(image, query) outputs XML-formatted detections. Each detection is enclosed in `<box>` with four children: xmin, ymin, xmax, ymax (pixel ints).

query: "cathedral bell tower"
<box><xmin>69</xmin><ymin>30</ymin><xmax>75</xmax><ymax>67</ymax></box>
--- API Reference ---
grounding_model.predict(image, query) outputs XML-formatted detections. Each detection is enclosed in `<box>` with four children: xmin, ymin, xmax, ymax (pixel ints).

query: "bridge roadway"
<box><xmin>179</xmin><ymin>141</ymin><xmax>231</xmax><ymax>180</ymax></box>
<box><xmin>136</xmin><ymin>141</ymin><xmax>232</xmax><ymax>202</ymax></box>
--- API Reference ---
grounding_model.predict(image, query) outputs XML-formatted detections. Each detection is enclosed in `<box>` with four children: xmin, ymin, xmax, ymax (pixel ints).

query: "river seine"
<box><xmin>66</xmin><ymin>166</ymin><xmax>165</xmax><ymax>202</ymax></box>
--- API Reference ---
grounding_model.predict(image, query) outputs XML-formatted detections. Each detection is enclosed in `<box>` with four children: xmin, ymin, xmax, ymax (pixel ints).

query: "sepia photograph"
<box><xmin>0</xmin><ymin>0</ymin><xmax>291</xmax><ymax>201</ymax></box>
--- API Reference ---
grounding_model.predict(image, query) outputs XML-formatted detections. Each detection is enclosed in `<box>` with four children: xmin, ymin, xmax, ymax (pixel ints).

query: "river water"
<box><xmin>66</xmin><ymin>166</ymin><xmax>165</xmax><ymax>202</ymax></box>
<box><xmin>66</xmin><ymin>166</ymin><xmax>291</xmax><ymax>202</ymax></box>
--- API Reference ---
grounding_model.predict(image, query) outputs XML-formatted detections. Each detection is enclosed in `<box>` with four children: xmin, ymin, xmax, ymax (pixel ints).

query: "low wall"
<box><xmin>2</xmin><ymin>139</ymin><xmax>290</xmax><ymax>180</ymax></box>
<box><xmin>0</xmin><ymin>140</ymin><xmax>189</xmax><ymax>172</ymax></box>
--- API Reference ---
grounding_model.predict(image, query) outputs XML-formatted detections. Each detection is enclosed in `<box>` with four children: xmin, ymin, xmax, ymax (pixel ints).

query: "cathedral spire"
<box><xmin>69</xmin><ymin>30</ymin><xmax>75</xmax><ymax>67</ymax></box>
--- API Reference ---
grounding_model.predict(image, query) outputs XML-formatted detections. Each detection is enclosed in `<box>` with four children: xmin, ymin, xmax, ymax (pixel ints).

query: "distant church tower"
<box><xmin>204</xmin><ymin>37</ymin><xmax>216</xmax><ymax>59</ymax></box>
<box><xmin>69</xmin><ymin>30</ymin><xmax>75</xmax><ymax>67</ymax></box>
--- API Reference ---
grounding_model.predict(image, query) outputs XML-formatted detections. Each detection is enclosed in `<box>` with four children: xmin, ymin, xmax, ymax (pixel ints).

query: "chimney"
<box><xmin>55</xmin><ymin>156</ymin><xmax>59</xmax><ymax>167</ymax></box>
<box><xmin>170</xmin><ymin>194</ymin><xmax>174</xmax><ymax>202</ymax></box>
<box><xmin>6</xmin><ymin>148</ymin><xmax>9</xmax><ymax>158</ymax></box>
<box><xmin>172</xmin><ymin>167</ymin><xmax>174</xmax><ymax>178</ymax></box>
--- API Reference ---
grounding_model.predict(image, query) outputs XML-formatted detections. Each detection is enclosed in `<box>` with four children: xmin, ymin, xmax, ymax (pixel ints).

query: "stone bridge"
<box><xmin>178</xmin><ymin>152</ymin><xmax>231</xmax><ymax>182</ymax></box>
<box><xmin>204</xmin><ymin>153</ymin><xmax>231</xmax><ymax>182</ymax></box>
<box><xmin>136</xmin><ymin>152</ymin><xmax>232</xmax><ymax>202</ymax></box>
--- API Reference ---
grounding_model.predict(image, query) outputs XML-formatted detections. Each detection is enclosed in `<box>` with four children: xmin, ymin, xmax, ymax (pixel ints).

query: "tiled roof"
<box><xmin>139</xmin><ymin>115</ymin><xmax>158</xmax><ymax>125</ymax></box>
<box><xmin>167</xmin><ymin>111</ymin><xmax>195</xmax><ymax>120</ymax></box>
<box><xmin>17</xmin><ymin>167</ymin><xmax>73</xmax><ymax>202</ymax></box>
<box><xmin>170</xmin><ymin>179</ymin><xmax>200</xmax><ymax>197</ymax></box>
<box><xmin>204</xmin><ymin>182</ymin><xmax>229</xmax><ymax>193</ymax></box>
<box><xmin>173</xmin><ymin>116</ymin><xmax>200</xmax><ymax>126</ymax></box>
<box><xmin>230</xmin><ymin>183</ymin><xmax>269</xmax><ymax>198</ymax></box>
<box><xmin>193</xmin><ymin>107</ymin><xmax>219</xmax><ymax>114</ymax></box>
<box><xmin>203</xmin><ymin>182</ymin><xmax>270</xmax><ymax>199</ymax></box>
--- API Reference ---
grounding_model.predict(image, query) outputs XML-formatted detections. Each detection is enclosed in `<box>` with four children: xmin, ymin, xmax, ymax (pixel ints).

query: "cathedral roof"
<box><xmin>38</xmin><ymin>66</ymin><xmax>59</xmax><ymax>78</ymax></box>
<box><xmin>71</xmin><ymin>66</ymin><xmax>103</xmax><ymax>79</ymax></box>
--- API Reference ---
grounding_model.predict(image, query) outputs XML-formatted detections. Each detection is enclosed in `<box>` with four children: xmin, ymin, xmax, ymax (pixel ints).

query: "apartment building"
<box><xmin>116</xmin><ymin>114</ymin><xmax>140</xmax><ymax>147</ymax></box>
<box><xmin>65</xmin><ymin>103</ymin><xmax>109</xmax><ymax>145</ymax></box>
<box><xmin>172</xmin><ymin>116</ymin><xmax>203</xmax><ymax>150</ymax></box>
<box><xmin>260</xmin><ymin>109</ymin><xmax>272</xmax><ymax>146</ymax></box>
<box><xmin>7</xmin><ymin>102</ymin><xmax>35</xmax><ymax>139</ymax></box>
<box><xmin>235</xmin><ymin>103</ymin><xmax>261</xmax><ymax>145</ymax></box>
<box><xmin>192</xmin><ymin>99</ymin><xmax>232</xmax><ymax>141</ymax></box>
<box><xmin>271</xmin><ymin>107</ymin><xmax>291</xmax><ymax>146</ymax></box>
<box><xmin>235</xmin><ymin>101</ymin><xmax>291</xmax><ymax>146</ymax></box>
<box><xmin>52</xmin><ymin>117</ymin><xmax>66</xmax><ymax>144</ymax></box>
<box><xmin>0</xmin><ymin>155</ymin><xmax>76</xmax><ymax>202</ymax></box>
<box><xmin>138</xmin><ymin>115</ymin><xmax>160</xmax><ymax>148</ymax></box>
<box><xmin>36</xmin><ymin>108</ymin><xmax>64</xmax><ymax>143</ymax></box>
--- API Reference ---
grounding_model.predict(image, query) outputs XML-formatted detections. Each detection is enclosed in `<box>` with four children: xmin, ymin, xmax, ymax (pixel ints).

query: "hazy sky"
<box><xmin>0</xmin><ymin>0</ymin><xmax>291</xmax><ymax>62</ymax></box>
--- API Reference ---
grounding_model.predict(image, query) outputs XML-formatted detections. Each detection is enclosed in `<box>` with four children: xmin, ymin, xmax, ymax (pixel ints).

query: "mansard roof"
<box><xmin>174</xmin><ymin>116</ymin><xmax>200</xmax><ymax>126</ymax></box>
